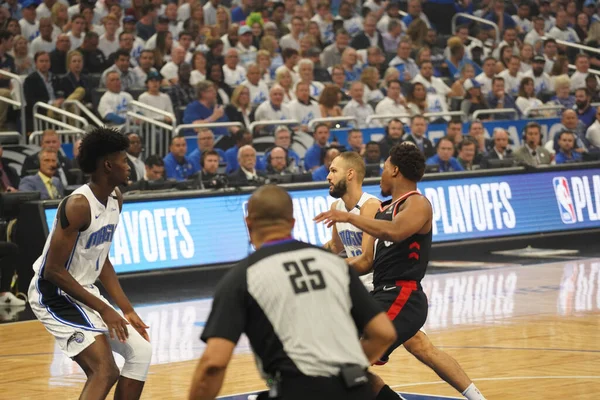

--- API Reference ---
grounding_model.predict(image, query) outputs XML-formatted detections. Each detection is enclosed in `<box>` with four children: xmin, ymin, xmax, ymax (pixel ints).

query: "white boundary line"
<box><xmin>390</xmin><ymin>375</ymin><xmax>600</xmax><ymax>388</ymax></box>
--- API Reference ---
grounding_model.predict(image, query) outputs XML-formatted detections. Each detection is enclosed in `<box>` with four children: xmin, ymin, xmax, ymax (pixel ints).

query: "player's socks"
<box><xmin>462</xmin><ymin>383</ymin><xmax>486</xmax><ymax>400</ymax></box>
<box><xmin>375</xmin><ymin>384</ymin><xmax>400</xmax><ymax>399</ymax></box>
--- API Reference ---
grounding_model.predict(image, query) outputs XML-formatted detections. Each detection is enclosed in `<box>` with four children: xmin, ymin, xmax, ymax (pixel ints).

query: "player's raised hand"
<box><xmin>125</xmin><ymin>311</ymin><xmax>150</xmax><ymax>342</ymax></box>
<box><xmin>314</xmin><ymin>210</ymin><xmax>350</xmax><ymax>228</ymax></box>
<box><xmin>101</xmin><ymin>307</ymin><xmax>129</xmax><ymax>343</ymax></box>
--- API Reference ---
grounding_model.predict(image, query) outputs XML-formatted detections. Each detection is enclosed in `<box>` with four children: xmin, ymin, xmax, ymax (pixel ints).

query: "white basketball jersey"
<box><xmin>33</xmin><ymin>184</ymin><xmax>120</xmax><ymax>287</ymax></box>
<box><xmin>335</xmin><ymin>192</ymin><xmax>379</xmax><ymax>257</ymax></box>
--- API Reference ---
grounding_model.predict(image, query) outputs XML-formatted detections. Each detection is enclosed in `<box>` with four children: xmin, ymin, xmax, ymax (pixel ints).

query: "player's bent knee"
<box><xmin>93</xmin><ymin>361</ymin><xmax>120</xmax><ymax>385</ymax></box>
<box><xmin>120</xmin><ymin>335</ymin><xmax>152</xmax><ymax>382</ymax></box>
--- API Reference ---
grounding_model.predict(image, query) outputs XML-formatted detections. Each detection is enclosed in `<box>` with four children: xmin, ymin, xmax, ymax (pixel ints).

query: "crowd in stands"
<box><xmin>1</xmin><ymin>0</ymin><xmax>600</xmax><ymax>197</ymax></box>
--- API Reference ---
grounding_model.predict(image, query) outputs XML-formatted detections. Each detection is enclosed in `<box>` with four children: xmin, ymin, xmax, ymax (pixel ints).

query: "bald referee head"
<box><xmin>246</xmin><ymin>185</ymin><xmax>295</xmax><ymax>249</ymax></box>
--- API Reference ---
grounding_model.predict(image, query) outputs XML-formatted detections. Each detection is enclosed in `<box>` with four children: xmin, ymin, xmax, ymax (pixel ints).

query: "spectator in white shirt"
<box><xmin>98</xmin><ymin>14</ymin><xmax>120</xmax><ymax>58</ymax></box>
<box><xmin>389</xmin><ymin>38</ymin><xmax>419</xmax><ymax>81</ymax></box>
<box><xmin>20</xmin><ymin>2</ymin><xmax>40</xmax><ymax>42</ymax></box>
<box><xmin>280</xmin><ymin>16</ymin><xmax>304</xmax><ymax>51</ymax></box>
<box><xmin>498</xmin><ymin>56</ymin><xmax>524</xmax><ymax>98</ymax></box>
<box><xmin>516</xmin><ymin>77</ymin><xmax>545</xmax><ymax>117</ymax></box>
<box><xmin>36</xmin><ymin>0</ymin><xmax>59</xmax><ymax>21</ymax></box>
<box><xmin>548</xmin><ymin>10</ymin><xmax>579</xmax><ymax>43</ymax></box>
<box><xmin>288</xmin><ymin>81</ymin><xmax>321</xmax><ymax>130</ymax></box>
<box><xmin>241</xmin><ymin>64</ymin><xmax>269</xmax><ymax>106</ymax></box>
<box><xmin>132</xmin><ymin>50</ymin><xmax>158</xmax><ymax>86</ymax></box>
<box><xmin>203</xmin><ymin>0</ymin><xmax>220</xmax><ymax>26</ymax></box>
<box><xmin>523</xmin><ymin>55</ymin><xmax>554</xmax><ymax>94</ymax></box>
<box><xmin>160</xmin><ymin>46</ymin><xmax>187</xmax><ymax>84</ymax></box>
<box><xmin>223</xmin><ymin>48</ymin><xmax>247</xmax><ymax>86</ymax></box>
<box><xmin>543</xmin><ymin>38</ymin><xmax>558</xmax><ymax>74</ymax></box>
<box><xmin>492</xmin><ymin>28</ymin><xmax>520</xmax><ymax>59</ymax></box>
<box><xmin>571</xmin><ymin>54</ymin><xmax>600</xmax><ymax>91</ymax></box>
<box><xmin>275</xmin><ymin>68</ymin><xmax>296</xmax><ymax>103</ymax></box>
<box><xmin>236</xmin><ymin>25</ymin><xmax>257</xmax><ymax>68</ymax></box>
<box><xmin>294</xmin><ymin>58</ymin><xmax>325</xmax><ymax>98</ymax></box>
<box><xmin>343</xmin><ymin>81</ymin><xmax>380</xmax><ymax>128</ymax></box>
<box><xmin>375</xmin><ymin>79</ymin><xmax>409</xmax><ymax>125</ymax></box>
<box><xmin>512</xmin><ymin>2</ymin><xmax>533</xmax><ymax>34</ymax></box>
<box><xmin>190</xmin><ymin>51</ymin><xmax>207</xmax><ymax>85</ymax></box>
<box><xmin>475</xmin><ymin>56</ymin><xmax>497</xmax><ymax>96</ymax></box>
<box><xmin>67</xmin><ymin>14</ymin><xmax>86</xmax><ymax>50</ymax></box>
<box><xmin>525</xmin><ymin>17</ymin><xmax>546</xmax><ymax>46</ymax></box>
<box><xmin>29</xmin><ymin>17</ymin><xmax>55</xmax><ymax>58</ymax></box>
<box><xmin>310</xmin><ymin>2</ymin><xmax>334</xmax><ymax>45</ymax></box>
<box><xmin>539</xmin><ymin>0</ymin><xmax>556</xmax><ymax>32</ymax></box>
<box><xmin>254</xmin><ymin>85</ymin><xmax>291</xmax><ymax>125</ymax></box>
<box><xmin>586</xmin><ymin>107</ymin><xmax>600</xmax><ymax>148</ymax></box>
<box><xmin>137</xmin><ymin>71</ymin><xmax>175</xmax><ymax>123</ymax></box>
<box><xmin>98</xmin><ymin>71</ymin><xmax>134</xmax><ymax>125</ymax></box>
<box><xmin>412</xmin><ymin>61</ymin><xmax>451</xmax><ymax>98</ymax></box>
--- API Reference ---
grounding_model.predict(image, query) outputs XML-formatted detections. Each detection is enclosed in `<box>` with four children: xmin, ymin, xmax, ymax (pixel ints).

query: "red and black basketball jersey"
<box><xmin>372</xmin><ymin>191</ymin><xmax>432</xmax><ymax>286</ymax></box>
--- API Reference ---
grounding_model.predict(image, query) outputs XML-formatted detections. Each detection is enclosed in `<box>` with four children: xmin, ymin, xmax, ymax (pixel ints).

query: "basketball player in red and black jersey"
<box><xmin>316</xmin><ymin>143</ymin><xmax>486</xmax><ymax>400</ymax></box>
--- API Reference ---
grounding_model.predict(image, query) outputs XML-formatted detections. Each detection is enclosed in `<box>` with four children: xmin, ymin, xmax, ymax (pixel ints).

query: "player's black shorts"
<box><xmin>372</xmin><ymin>280</ymin><xmax>428</xmax><ymax>359</ymax></box>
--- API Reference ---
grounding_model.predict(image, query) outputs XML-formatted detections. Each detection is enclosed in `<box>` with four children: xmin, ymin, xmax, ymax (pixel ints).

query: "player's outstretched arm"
<box><xmin>99</xmin><ymin>258</ymin><xmax>150</xmax><ymax>341</ymax></box>
<box><xmin>43</xmin><ymin>195</ymin><xmax>130</xmax><ymax>342</ymax></box>
<box><xmin>316</xmin><ymin>196</ymin><xmax>431</xmax><ymax>243</ymax></box>
<box><xmin>188</xmin><ymin>338</ymin><xmax>235</xmax><ymax>400</ymax></box>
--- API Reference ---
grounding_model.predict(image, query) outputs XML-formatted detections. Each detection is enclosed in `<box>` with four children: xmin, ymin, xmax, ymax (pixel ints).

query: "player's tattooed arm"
<box><xmin>322</xmin><ymin>201</ymin><xmax>343</xmax><ymax>254</ymax></box>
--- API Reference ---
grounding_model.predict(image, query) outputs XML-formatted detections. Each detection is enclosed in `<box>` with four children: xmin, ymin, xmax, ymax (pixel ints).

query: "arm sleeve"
<box><xmin>348</xmin><ymin>267</ymin><xmax>383</xmax><ymax>333</ymax></box>
<box><xmin>200</xmin><ymin>265</ymin><xmax>247</xmax><ymax>344</ymax></box>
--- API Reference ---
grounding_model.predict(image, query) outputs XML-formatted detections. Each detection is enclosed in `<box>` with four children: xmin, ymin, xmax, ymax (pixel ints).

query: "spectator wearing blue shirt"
<box><xmin>426</xmin><ymin>136</ymin><xmax>465</xmax><ymax>172</ymax></box>
<box><xmin>485</xmin><ymin>77</ymin><xmax>519</xmax><ymax>120</ymax></box>
<box><xmin>484</xmin><ymin>1</ymin><xmax>516</xmax><ymax>32</ymax></box>
<box><xmin>444</xmin><ymin>37</ymin><xmax>482</xmax><ymax>80</ymax></box>
<box><xmin>312</xmin><ymin>147</ymin><xmax>340</xmax><ymax>181</ymax></box>
<box><xmin>555</xmin><ymin>131</ymin><xmax>583</xmax><ymax>164</ymax></box>
<box><xmin>304</xmin><ymin>123</ymin><xmax>331</xmax><ymax>171</ymax></box>
<box><xmin>230</xmin><ymin>0</ymin><xmax>252</xmax><ymax>23</ymax></box>
<box><xmin>553</xmin><ymin>109</ymin><xmax>589</xmax><ymax>153</ymax></box>
<box><xmin>188</xmin><ymin>128</ymin><xmax>226</xmax><ymax>171</ymax></box>
<box><xmin>183</xmin><ymin>80</ymin><xmax>230</xmax><ymax>136</ymax></box>
<box><xmin>223</xmin><ymin>128</ymin><xmax>266</xmax><ymax>173</ymax></box>
<box><xmin>575</xmin><ymin>88</ymin><xmax>597</xmax><ymax>129</ymax></box>
<box><xmin>163</xmin><ymin>136</ymin><xmax>199</xmax><ymax>181</ymax></box>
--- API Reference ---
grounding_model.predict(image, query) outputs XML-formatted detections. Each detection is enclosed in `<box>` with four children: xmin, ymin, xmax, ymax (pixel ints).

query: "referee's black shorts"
<box><xmin>256</xmin><ymin>375</ymin><xmax>375</xmax><ymax>400</ymax></box>
<box><xmin>372</xmin><ymin>280</ymin><xmax>428</xmax><ymax>359</ymax></box>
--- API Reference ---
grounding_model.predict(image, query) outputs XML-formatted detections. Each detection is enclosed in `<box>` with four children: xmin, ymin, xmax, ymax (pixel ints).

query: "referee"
<box><xmin>189</xmin><ymin>185</ymin><xmax>396</xmax><ymax>400</ymax></box>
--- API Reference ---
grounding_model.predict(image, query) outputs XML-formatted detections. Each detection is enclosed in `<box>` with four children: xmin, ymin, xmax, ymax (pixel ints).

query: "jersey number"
<box><xmin>283</xmin><ymin>258</ymin><xmax>326</xmax><ymax>294</ymax></box>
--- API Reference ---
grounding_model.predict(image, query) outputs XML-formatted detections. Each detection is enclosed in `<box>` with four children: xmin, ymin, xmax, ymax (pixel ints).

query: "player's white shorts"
<box><xmin>28</xmin><ymin>277</ymin><xmax>152</xmax><ymax>382</ymax></box>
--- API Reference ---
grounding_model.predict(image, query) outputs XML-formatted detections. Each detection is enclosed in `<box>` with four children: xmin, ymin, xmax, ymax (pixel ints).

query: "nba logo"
<box><xmin>553</xmin><ymin>177</ymin><xmax>577</xmax><ymax>224</ymax></box>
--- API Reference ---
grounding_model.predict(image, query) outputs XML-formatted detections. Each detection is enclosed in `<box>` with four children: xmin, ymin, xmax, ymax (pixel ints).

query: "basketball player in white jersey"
<box><xmin>322</xmin><ymin>151</ymin><xmax>380</xmax><ymax>292</ymax></box>
<box><xmin>28</xmin><ymin>128</ymin><xmax>152</xmax><ymax>400</ymax></box>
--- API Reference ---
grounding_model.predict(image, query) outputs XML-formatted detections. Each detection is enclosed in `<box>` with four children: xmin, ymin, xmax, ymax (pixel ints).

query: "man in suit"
<box><xmin>23</xmin><ymin>52</ymin><xmax>64</xmax><ymax>133</ymax></box>
<box><xmin>125</xmin><ymin>132</ymin><xmax>144</xmax><ymax>182</ymax></box>
<box><xmin>403</xmin><ymin>115</ymin><xmax>435</xmax><ymax>159</ymax></box>
<box><xmin>378</xmin><ymin>118</ymin><xmax>405</xmax><ymax>160</ymax></box>
<box><xmin>349</xmin><ymin>15</ymin><xmax>384</xmax><ymax>51</ymax></box>
<box><xmin>0</xmin><ymin>143</ymin><xmax>19</xmax><ymax>192</ymax></box>
<box><xmin>18</xmin><ymin>148</ymin><xmax>64</xmax><ymax>199</ymax></box>
<box><xmin>21</xmin><ymin>130</ymin><xmax>72</xmax><ymax>187</ymax></box>
<box><xmin>480</xmin><ymin>128</ymin><xmax>514</xmax><ymax>169</ymax></box>
<box><xmin>227</xmin><ymin>145</ymin><xmax>266</xmax><ymax>186</ymax></box>
<box><xmin>514</xmin><ymin>122</ymin><xmax>552</xmax><ymax>166</ymax></box>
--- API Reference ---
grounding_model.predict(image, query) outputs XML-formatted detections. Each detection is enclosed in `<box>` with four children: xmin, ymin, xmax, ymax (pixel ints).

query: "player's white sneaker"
<box><xmin>0</xmin><ymin>292</ymin><xmax>26</xmax><ymax>306</ymax></box>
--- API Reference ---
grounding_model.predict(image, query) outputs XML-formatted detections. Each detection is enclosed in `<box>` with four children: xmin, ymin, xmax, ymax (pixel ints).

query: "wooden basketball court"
<box><xmin>2</xmin><ymin>259</ymin><xmax>599</xmax><ymax>399</ymax></box>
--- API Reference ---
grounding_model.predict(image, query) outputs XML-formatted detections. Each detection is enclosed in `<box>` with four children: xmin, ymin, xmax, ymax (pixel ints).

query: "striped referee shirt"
<box><xmin>201</xmin><ymin>239</ymin><xmax>381</xmax><ymax>378</ymax></box>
